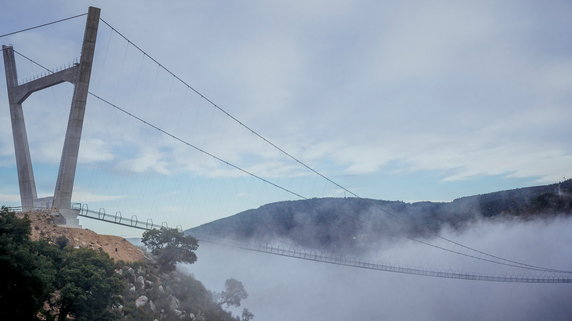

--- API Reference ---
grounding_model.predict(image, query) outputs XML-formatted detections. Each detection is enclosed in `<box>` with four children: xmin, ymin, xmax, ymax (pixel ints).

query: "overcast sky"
<box><xmin>1</xmin><ymin>0</ymin><xmax>571</xmax><ymax>235</ymax></box>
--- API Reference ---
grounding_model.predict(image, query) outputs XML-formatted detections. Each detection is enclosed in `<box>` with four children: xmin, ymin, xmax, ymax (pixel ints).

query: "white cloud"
<box><xmin>3</xmin><ymin>191</ymin><xmax>122</xmax><ymax>204</ymax></box>
<box><xmin>0</xmin><ymin>193</ymin><xmax>20</xmax><ymax>202</ymax></box>
<box><xmin>117</xmin><ymin>148</ymin><xmax>171</xmax><ymax>175</ymax></box>
<box><xmin>70</xmin><ymin>189</ymin><xmax>124</xmax><ymax>202</ymax></box>
<box><xmin>78</xmin><ymin>138</ymin><xmax>115</xmax><ymax>163</ymax></box>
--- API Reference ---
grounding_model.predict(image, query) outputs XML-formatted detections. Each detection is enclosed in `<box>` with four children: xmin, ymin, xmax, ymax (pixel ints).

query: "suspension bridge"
<box><xmin>2</xmin><ymin>7</ymin><xmax>572</xmax><ymax>284</ymax></box>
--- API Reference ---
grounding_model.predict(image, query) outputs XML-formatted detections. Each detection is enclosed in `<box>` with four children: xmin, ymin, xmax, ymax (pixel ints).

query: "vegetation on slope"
<box><xmin>0</xmin><ymin>207</ymin><xmax>253</xmax><ymax>321</ymax></box>
<box><xmin>0</xmin><ymin>206</ymin><xmax>123</xmax><ymax>321</ymax></box>
<box><xmin>142</xmin><ymin>227</ymin><xmax>198</xmax><ymax>273</ymax></box>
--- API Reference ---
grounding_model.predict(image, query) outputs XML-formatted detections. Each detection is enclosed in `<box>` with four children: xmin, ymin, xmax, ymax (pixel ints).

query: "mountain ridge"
<box><xmin>187</xmin><ymin>180</ymin><xmax>572</xmax><ymax>252</ymax></box>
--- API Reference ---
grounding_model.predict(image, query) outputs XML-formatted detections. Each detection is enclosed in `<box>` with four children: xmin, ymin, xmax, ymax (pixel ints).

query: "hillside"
<box><xmin>18</xmin><ymin>210</ymin><xmax>145</xmax><ymax>263</ymax></box>
<box><xmin>187</xmin><ymin>180</ymin><xmax>572</xmax><ymax>252</ymax></box>
<box><xmin>9</xmin><ymin>210</ymin><xmax>247</xmax><ymax>321</ymax></box>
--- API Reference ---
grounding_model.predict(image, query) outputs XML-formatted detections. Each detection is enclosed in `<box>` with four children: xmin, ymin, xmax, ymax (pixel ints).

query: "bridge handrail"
<box><xmin>130</xmin><ymin>215</ymin><xmax>138</xmax><ymax>226</ymax></box>
<box><xmin>188</xmin><ymin>232</ymin><xmax>572</xmax><ymax>284</ymax></box>
<box><xmin>68</xmin><ymin>203</ymin><xmax>572</xmax><ymax>284</ymax></box>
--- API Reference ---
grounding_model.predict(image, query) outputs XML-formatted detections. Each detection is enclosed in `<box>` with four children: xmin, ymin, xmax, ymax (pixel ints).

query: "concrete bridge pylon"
<box><xmin>2</xmin><ymin>7</ymin><xmax>100</xmax><ymax>227</ymax></box>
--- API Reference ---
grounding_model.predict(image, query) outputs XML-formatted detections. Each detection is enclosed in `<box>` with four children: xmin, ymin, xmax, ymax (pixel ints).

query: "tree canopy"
<box><xmin>218</xmin><ymin>278</ymin><xmax>248</xmax><ymax>307</ymax></box>
<box><xmin>142</xmin><ymin>227</ymin><xmax>199</xmax><ymax>272</ymax></box>
<box><xmin>55</xmin><ymin>248</ymin><xmax>123</xmax><ymax>321</ymax></box>
<box><xmin>0</xmin><ymin>207</ymin><xmax>56</xmax><ymax>321</ymax></box>
<box><xmin>0</xmin><ymin>207</ymin><xmax>124</xmax><ymax>321</ymax></box>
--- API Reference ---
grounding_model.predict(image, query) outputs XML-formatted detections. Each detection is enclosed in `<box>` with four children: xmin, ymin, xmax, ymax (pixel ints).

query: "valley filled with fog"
<box><xmin>185</xmin><ymin>216</ymin><xmax>572</xmax><ymax>321</ymax></box>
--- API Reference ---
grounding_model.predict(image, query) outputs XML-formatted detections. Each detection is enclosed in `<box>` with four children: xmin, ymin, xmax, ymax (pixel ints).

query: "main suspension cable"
<box><xmin>12</xmin><ymin>49</ymin><xmax>308</xmax><ymax>201</ymax></box>
<box><xmin>0</xmin><ymin>13</ymin><xmax>87</xmax><ymax>38</ymax></box>
<box><xmin>411</xmin><ymin>238</ymin><xmax>572</xmax><ymax>274</ymax></box>
<box><xmin>93</xmin><ymin>18</ymin><xmax>572</xmax><ymax>275</ymax></box>
<box><xmin>10</xmin><ymin>32</ymin><xmax>568</xmax><ymax>275</ymax></box>
<box><xmin>435</xmin><ymin>235</ymin><xmax>572</xmax><ymax>274</ymax></box>
<box><xmin>98</xmin><ymin>17</ymin><xmax>360</xmax><ymax>198</ymax></box>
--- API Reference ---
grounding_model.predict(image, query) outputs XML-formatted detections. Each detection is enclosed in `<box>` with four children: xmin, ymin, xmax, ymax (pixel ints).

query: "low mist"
<box><xmin>183</xmin><ymin>216</ymin><xmax>572</xmax><ymax>321</ymax></box>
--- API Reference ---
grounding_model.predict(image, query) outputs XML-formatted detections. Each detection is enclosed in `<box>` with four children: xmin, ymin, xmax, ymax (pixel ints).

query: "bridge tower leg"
<box><xmin>52</xmin><ymin>7</ymin><xmax>100</xmax><ymax>214</ymax></box>
<box><xmin>2</xmin><ymin>47</ymin><xmax>38</xmax><ymax>211</ymax></box>
<box><xmin>2</xmin><ymin>7</ymin><xmax>100</xmax><ymax>226</ymax></box>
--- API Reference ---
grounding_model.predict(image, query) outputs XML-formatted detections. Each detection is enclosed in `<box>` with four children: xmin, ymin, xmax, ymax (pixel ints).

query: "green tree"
<box><xmin>241</xmin><ymin>308</ymin><xmax>254</xmax><ymax>321</ymax></box>
<box><xmin>1</xmin><ymin>207</ymin><xmax>126</xmax><ymax>321</ymax></box>
<box><xmin>142</xmin><ymin>227</ymin><xmax>199</xmax><ymax>272</ymax></box>
<box><xmin>55</xmin><ymin>235</ymin><xmax>69</xmax><ymax>249</ymax></box>
<box><xmin>0</xmin><ymin>207</ymin><xmax>56</xmax><ymax>321</ymax></box>
<box><xmin>218</xmin><ymin>278</ymin><xmax>248</xmax><ymax>307</ymax></box>
<box><xmin>54</xmin><ymin>248</ymin><xmax>124</xmax><ymax>321</ymax></box>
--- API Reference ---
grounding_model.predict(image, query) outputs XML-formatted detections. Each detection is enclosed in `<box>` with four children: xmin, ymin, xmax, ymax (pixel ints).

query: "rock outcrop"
<box><xmin>17</xmin><ymin>210</ymin><xmax>145</xmax><ymax>262</ymax></box>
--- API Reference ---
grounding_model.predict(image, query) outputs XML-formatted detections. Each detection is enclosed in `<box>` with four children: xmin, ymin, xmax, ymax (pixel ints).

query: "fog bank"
<box><xmin>183</xmin><ymin>217</ymin><xmax>572</xmax><ymax>321</ymax></box>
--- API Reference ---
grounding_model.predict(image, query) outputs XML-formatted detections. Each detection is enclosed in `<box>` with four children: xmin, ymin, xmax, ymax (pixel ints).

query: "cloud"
<box><xmin>1</xmin><ymin>0</ymin><xmax>571</xmax><ymax>199</ymax></box>
<box><xmin>78</xmin><ymin>138</ymin><xmax>115</xmax><ymax>163</ymax></box>
<box><xmin>117</xmin><ymin>148</ymin><xmax>171</xmax><ymax>175</ymax></box>
<box><xmin>2</xmin><ymin>191</ymin><xmax>123</xmax><ymax>204</ymax></box>
<box><xmin>70</xmin><ymin>189</ymin><xmax>124</xmax><ymax>202</ymax></box>
<box><xmin>0</xmin><ymin>193</ymin><xmax>21</xmax><ymax>202</ymax></box>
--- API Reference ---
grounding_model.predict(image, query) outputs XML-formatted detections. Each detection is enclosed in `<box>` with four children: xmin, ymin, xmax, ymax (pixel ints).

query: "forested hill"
<box><xmin>187</xmin><ymin>179</ymin><xmax>572</xmax><ymax>252</ymax></box>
